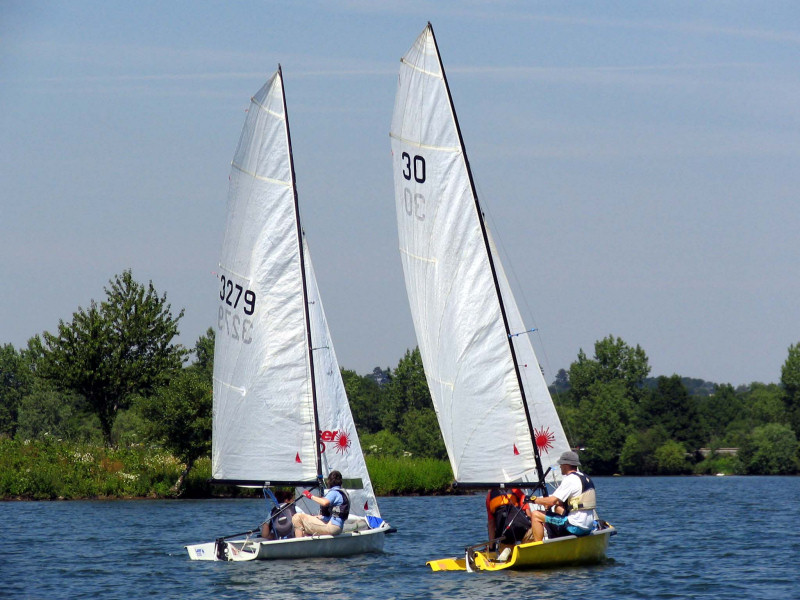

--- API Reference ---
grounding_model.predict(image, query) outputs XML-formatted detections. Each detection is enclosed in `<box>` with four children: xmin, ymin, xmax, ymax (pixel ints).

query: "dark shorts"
<box><xmin>493</xmin><ymin>506</ymin><xmax>531</xmax><ymax>544</ymax></box>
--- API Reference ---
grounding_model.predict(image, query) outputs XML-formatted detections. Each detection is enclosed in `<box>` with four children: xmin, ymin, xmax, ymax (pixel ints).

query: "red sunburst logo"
<box><xmin>333</xmin><ymin>431</ymin><xmax>352</xmax><ymax>454</ymax></box>
<box><xmin>534</xmin><ymin>427</ymin><xmax>555</xmax><ymax>452</ymax></box>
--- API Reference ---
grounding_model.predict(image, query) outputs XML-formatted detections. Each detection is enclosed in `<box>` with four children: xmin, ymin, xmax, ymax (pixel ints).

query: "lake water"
<box><xmin>2</xmin><ymin>476</ymin><xmax>798</xmax><ymax>599</ymax></box>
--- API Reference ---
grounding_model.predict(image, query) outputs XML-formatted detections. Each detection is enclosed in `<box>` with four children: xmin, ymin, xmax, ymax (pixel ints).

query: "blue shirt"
<box><xmin>322</xmin><ymin>486</ymin><xmax>345</xmax><ymax>528</ymax></box>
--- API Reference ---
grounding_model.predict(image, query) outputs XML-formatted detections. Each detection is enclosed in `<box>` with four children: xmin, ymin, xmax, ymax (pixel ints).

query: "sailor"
<box><xmin>261</xmin><ymin>489</ymin><xmax>296</xmax><ymax>539</ymax></box>
<box><xmin>486</xmin><ymin>487</ymin><xmax>531</xmax><ymax>560</ymax></box>
<box><xmin>292</xmin><ymin>470</ymin><xmax>350</xmax><ymax>537</ymax></box>
<box><xmin>529</xmin><ymin>450</ymin><xmax>597</xmax><ymax>542</ymax></box>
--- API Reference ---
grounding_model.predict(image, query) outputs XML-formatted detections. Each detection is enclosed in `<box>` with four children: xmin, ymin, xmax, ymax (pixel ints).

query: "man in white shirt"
<box><xmin>527</xmin><ymin>451</ymin><xmax>597</xmax><ymax>542</ymax></box>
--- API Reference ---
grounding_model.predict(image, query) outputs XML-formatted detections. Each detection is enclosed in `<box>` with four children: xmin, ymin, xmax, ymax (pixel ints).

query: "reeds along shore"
<box><xmin>0</xmin><ymin>438</ymin><xmax>455</xmax><ymax>500</ymax></box>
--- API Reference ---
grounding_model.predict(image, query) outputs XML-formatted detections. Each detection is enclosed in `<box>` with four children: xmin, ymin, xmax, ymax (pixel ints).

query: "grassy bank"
<box><xmin>365</xmin><ymin>455</ymin><xmax>454</xmax><ymax>495</ymax></box>
<box><xmin>0</xmin><ymin>438</ymin><xmax>454</xmax><ymax>500</ymax></box>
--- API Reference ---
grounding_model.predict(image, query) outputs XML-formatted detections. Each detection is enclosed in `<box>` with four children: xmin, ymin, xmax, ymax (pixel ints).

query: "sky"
<box><xmin>2</xmin><ymin>1</ymin><xmax>798</xmax><ymax>387</ymax></box>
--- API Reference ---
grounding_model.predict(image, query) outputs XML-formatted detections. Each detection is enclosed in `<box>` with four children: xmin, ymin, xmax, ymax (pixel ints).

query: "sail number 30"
<box><xmin>401</xmin><ymin>152</ymin><xmax>426</xmax><ymax>221</ymax></box>
<box><xmin>401</xmin><ymin>152</ymin><xmax>426</xmax><ymax>183</ymax></box>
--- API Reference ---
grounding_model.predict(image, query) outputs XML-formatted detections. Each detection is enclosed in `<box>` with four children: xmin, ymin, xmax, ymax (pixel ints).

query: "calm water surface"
<box><xmin>2</xmin><ymin>477</ymin><xmax>798</xmax><ymax>599</ymax></box>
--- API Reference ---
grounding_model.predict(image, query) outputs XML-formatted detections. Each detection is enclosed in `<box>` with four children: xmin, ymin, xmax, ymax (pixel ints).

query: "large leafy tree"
<box><xmin>568</xmin><ymin>335</ymin><xmax>650</xmax><ymax>408</ymax></box>
<box><xmin>566</xmin><ymin>336</ymin><xmax>648</xmax><ymax>473</ymax></box>
<box><xmin>33</xmin><ymin>270</ymin><xmax>187</xmax><ymax>444</ymax></box>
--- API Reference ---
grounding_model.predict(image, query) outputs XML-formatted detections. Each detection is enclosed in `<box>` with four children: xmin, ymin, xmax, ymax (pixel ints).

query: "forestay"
<box><xmin>389</xmin><ymin>25</ymin><xmax>570</xmax><ymax>486</ymax></box>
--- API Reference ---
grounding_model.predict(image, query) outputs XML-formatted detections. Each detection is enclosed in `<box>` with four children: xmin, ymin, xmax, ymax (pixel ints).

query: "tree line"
<box><xmin>1</xmin><ymin>271</ymin><xmax>799</xmax><ymax>496</ymax></box>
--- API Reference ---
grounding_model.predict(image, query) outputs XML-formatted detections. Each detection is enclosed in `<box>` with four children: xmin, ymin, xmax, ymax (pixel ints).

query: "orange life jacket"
<box><xmin>487</xmin><ymin>489</ymin><xmax>519</xmax><ymax>514</ymax></box>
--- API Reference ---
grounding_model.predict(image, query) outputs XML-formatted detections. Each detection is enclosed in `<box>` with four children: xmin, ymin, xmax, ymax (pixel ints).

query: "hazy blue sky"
<box><xmin>2</xmin><ymin>1</ymin><xmax>798</xmax><ymax>386</ymax></box>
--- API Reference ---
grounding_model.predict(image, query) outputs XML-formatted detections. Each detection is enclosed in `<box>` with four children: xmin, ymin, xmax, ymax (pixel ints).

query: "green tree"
<box><xmin>15</xmin><ymin>382</ymin><xmax>94</xmax><ymax>442</ymax></box>
<box><xmin>382</xmin><ymin>348</ymin><xmax>433</xmax><ymax>432</ymax></box>
<box><xmin>746</xmin><ymin>383</ymin><xmax>787</xmax><ymax>425</ymax></box>
<box><xmin>781</xmin><ymin>342</ymin><xmax>800</xmax><ymax>434</ymax></box>
<box><xmin>0</xmin><ymin>344</ymin><xmax>32</xmax><ymax>437</ymax></box>
<box><xmin>737</xmin><ymin>423</ymin><xmax>799</xmax><ymax>475</ymax></box>
<box><xmin>654</xmin><ymin>440</ymin><xmax>690</xmax><ymax>475</ymax></box>
<box><xmin>400</xmin><ymin>408</ymin><xmax>447</xmax><ymax>459</ymax></box>
<box><xmin>359</xmin><ymin>429</ymin><xmax>405</xmax><ymax>457</ymax></box>
<box><xmin>33</xmin><ymin>270</ymin><xmax>187</xmax><ymax>444</ymax></box>
<box><xmin>379</xmin><ymin>348</ymin><xmax>447</xmax><ymax>459</ymax></box>
<box><xmin>193</xmin><ymin>327</ymin><xmax>215</xmax><ymax>384</ymax></box>
<box><xmin>341</xmin><ymin>368</ymin><xmax>383</xmax><ymax>434</ymax></box>
<box><xmin>619</xmin><ymin>426</ymin><xmax>669</xmax><ymax>475</ymax></box>
<box><xmin>638</xmin><ymin>375</ymin><xmax>705</xmax><ymax>450</ymax></box>
<box><xmin>697</xmin><ymin>384</ymin><xmax>743</xmax><ymax>441</ymax></box>
<box><xmin>575</xmin><ymin>381</ymin><xmax>633</xmax><ymax>474</ymax></box>
<box><xmin>569</xmin><ymin>335</ymin><xmax>650</xmax><ymax>408</ymax></box>
<box><xmin>137</xmin><ymin>366</ymin><xmax>212</xmax><ymax>494</ymax></box>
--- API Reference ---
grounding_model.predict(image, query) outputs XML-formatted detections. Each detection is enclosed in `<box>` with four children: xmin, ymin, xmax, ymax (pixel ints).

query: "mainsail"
<box><xmin>389</xmin><ymin>24</ymin><xmax>570</xmax><ymax>488</ymax></box>
<box><xmin>211</xmin><ymin>68</ymin><xmax>379</xmax><ymax>517</ymax></box>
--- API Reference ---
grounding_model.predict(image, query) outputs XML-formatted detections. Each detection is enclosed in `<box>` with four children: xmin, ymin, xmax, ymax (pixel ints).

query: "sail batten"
<box><xmin>390</xmin><ymin>24</ymin><xmax>571</xmax><ymax>486</ymax></box>
<box><xmin>389</xmin><ymin>132</ymin><xmax>460</xmax><ymax>153</ymax></box>
<box><xmin>230</xmin><ymin>161</ymin><xmax>292</xmax><ymax>186</ymax></box>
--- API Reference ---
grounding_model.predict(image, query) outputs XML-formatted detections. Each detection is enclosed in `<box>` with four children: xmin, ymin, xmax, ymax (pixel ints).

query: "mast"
<box><xmin>427</xmin><ymin>24</ymin><xmax>547</xmax><ymax>491</ymax></box>
<box><xmin>279</xmin><ymin>65</ymin><xmax>324</xmax><ymax>486</ymax></box>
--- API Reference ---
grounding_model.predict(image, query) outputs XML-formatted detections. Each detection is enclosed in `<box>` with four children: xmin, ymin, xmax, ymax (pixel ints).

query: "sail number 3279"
<box><xmin>218</xmin><ymin>275</ymin><xmax>256</xmax><ymax>344</ymax></box>
<box><xmin>401</xmin><ymin>152</ymin><xmax>426</xmax><ymax>221</ymax></box>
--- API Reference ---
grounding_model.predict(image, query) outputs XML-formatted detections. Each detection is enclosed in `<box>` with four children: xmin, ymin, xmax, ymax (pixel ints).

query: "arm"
<box><xmin>302</xmin><ymin>490</ymin><xmax>331</xmax><ymax>507</ymax></box>
<box><xmin>530</xmin><ymin>494</ymin><xmax>564</xmax><ymax>511</ymax></box>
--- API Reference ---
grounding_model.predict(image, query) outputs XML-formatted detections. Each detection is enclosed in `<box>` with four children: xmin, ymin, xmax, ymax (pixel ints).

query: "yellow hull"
<box><xmin>427</xmin><ymin>526</ymin><xmax>615</xmax><ymax>572</ymax></box>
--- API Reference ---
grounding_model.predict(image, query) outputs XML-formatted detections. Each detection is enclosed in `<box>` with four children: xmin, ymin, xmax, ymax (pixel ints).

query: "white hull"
<box><xmin>186</xmin><ymin>524</ymin><xmax>388</xmax><ymax>562</ymax></box>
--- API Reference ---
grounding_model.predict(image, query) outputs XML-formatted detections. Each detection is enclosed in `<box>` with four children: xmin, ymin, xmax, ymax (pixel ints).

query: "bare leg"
<box><xmin>531</xmin><ymin>511</ymin><xmax>546</xmax><ymax>542</ymax></box>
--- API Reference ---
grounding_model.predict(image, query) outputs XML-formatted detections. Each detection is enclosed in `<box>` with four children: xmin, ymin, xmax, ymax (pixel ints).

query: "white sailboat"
<box><xmin>390</xmin><ymin>24</ymin><xmax>614</xmax><ymax>571</ymax></box>
<box><xmin>187</xmin><ymin>67</ymin><xmax>392</xmax><ymax>562</ymax></box>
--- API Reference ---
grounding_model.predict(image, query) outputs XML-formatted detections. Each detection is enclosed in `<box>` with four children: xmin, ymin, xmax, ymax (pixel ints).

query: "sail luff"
<box><xmin>426</xmin><ymin>24</ymin><xmax>546</xmax><ymax>487</ymax></box>
<box><xmin>279</xmin><ymin>65</ymin><xmax>324</xmax><ymax>484</ymax></box>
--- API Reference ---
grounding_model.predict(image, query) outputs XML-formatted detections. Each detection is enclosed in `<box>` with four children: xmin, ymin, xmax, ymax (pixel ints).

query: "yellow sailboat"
<box><xmin>389</xmin><ymin>23</ymin><xmax>615</xmax><ymax>572</ymax></box>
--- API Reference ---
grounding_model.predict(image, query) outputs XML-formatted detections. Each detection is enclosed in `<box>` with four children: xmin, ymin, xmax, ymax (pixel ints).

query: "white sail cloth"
<box><xmin>390</xmin><ymin>25</ymin><xmax>570</xmax><ymax>485</ymax></box>
<box><xmin>301</xmin><ymin>239</ymin><xmax>380</xmax><ymax>517</ymax></box>
<box><xmin>212</xmin><ymin>70</ymin><xmax>379</xmax><ymax>518</ymax></box>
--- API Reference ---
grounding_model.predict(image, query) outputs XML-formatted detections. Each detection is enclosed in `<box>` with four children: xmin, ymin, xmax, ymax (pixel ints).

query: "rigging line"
<box><xmin>509</xmin><ymin>328</ymin><xmax>538</xmax><ymax>338</ymax></box>
<box><xmin>475</xmin><ymin>178</ymin><xmax>572</xmax><ymax>440</ymax></box>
